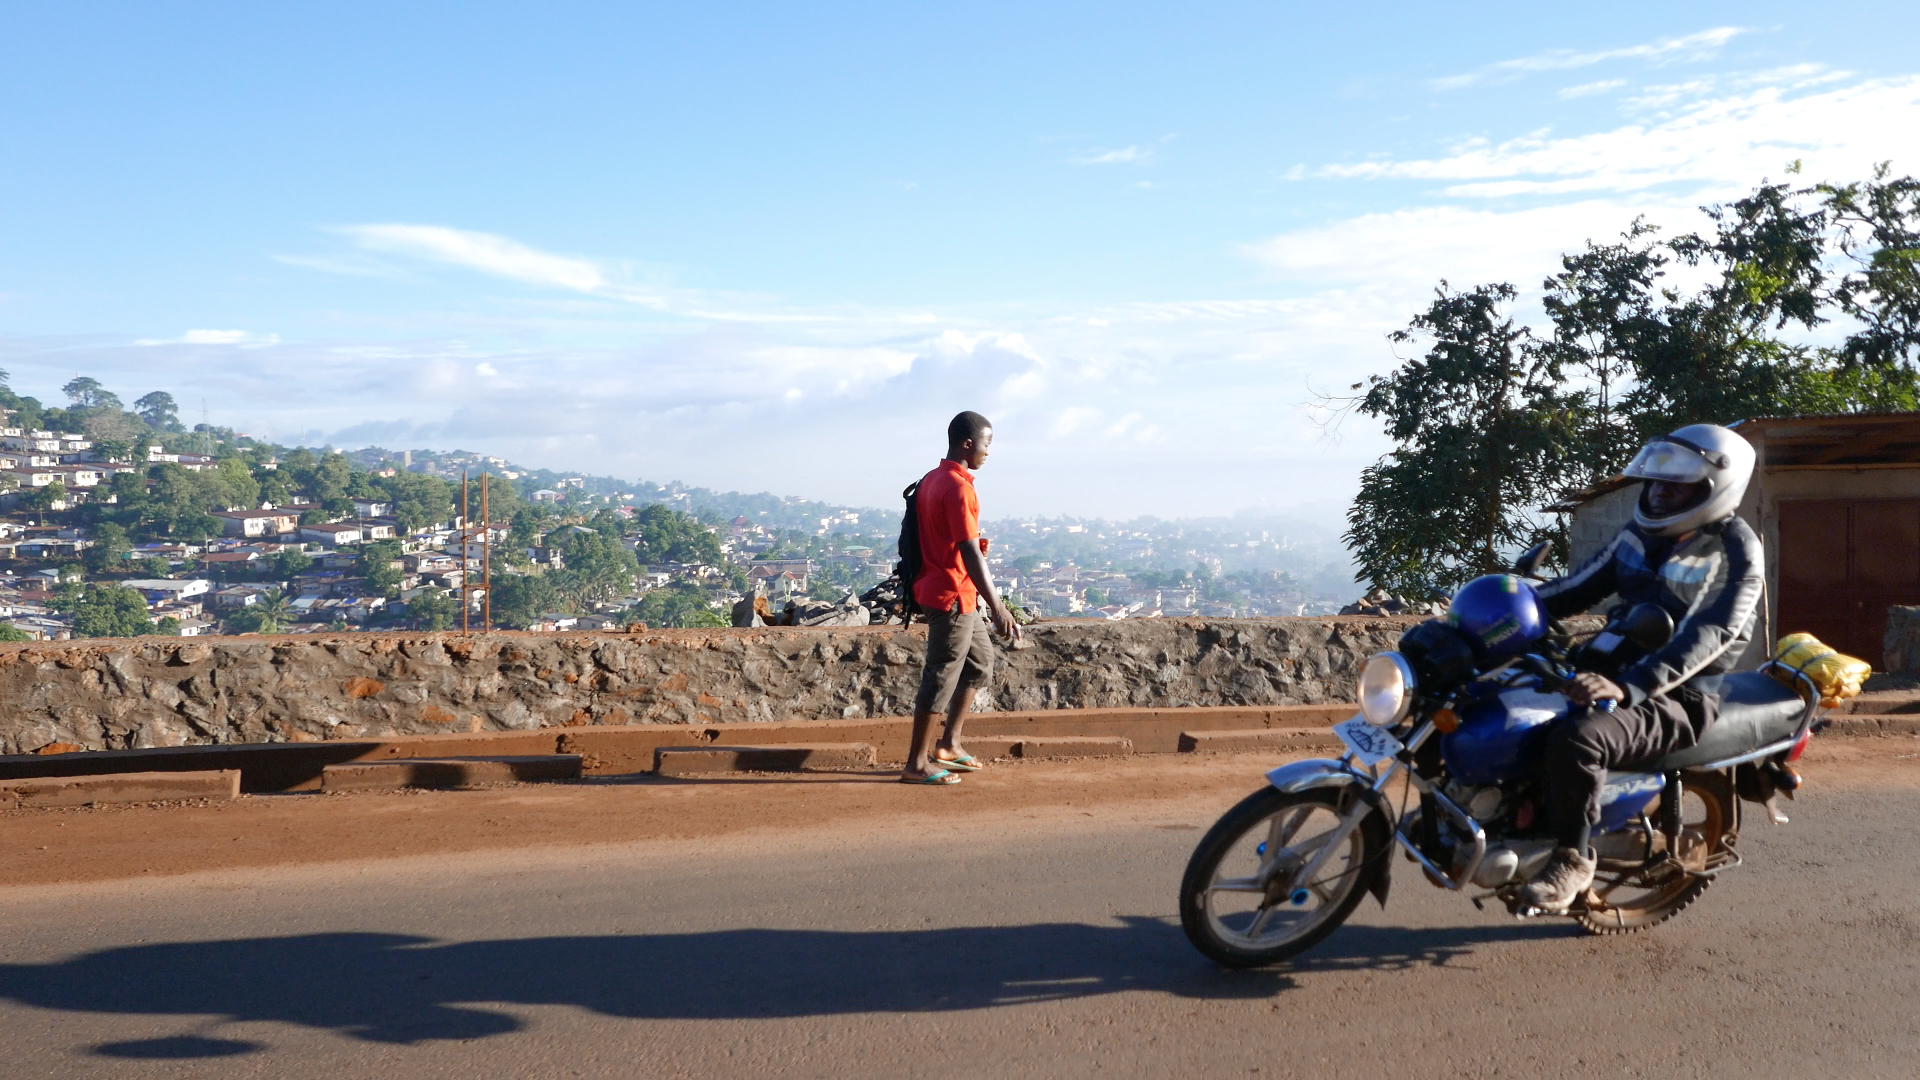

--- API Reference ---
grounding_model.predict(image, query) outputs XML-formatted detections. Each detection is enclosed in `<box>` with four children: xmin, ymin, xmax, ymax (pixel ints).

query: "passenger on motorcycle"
<box><xmin>1521</xmin><ymin>423</ymin><xmax>1763</xmax><ymax>913</ymax></box>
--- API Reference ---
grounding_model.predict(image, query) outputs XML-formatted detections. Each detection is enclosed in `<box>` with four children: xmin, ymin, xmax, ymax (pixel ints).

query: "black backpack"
<box><xmin>895</xmin><ymin>480</ymin><xmax>923</xmax><ymax>625</ymax></box>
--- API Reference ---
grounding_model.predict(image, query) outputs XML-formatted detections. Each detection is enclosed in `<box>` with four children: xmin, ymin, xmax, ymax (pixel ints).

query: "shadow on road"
<box><xmin>0</xmin><ymin>916</ymin><xmax>1569</xmax><ymax>1058</ymax></box>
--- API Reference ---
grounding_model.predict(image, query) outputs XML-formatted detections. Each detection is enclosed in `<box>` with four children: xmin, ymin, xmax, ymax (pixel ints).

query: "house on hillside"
<box><xmin>214</xmin><ymin>509</ymin><xmax>301</xmax><ymax>538</ymax></box>
<box><xmin>123</xmin><ymin>579</ymin><xmax>214</xmax><ymax>605</ymax></box>
<box><xmin>299</xmin><ymin>522</ymin><xmax>364</xmax><ymax>547</ymax></box>
<box><xmin>1557</xmin><ymin>411</ymin><xmax>1920</xmax><ymax>669</ymax></box>
<box><xmin>199</xmin><ymin>552</ymin><xmax>261</xmax><ymax>572</ymax></box>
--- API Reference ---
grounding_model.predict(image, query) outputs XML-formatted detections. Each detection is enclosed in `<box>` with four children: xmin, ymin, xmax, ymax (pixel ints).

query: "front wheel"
<box><xmin>1179</xmin><ymin>786</ymin><xmax>1389</xmax><ymax>968</ymax></box>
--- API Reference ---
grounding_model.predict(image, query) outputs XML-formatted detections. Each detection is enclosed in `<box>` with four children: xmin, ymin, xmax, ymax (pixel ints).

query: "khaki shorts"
<box><xmin>913</xmin><ymin>608</ymin><xmax>995</xmax><ymax>715</ymax></box>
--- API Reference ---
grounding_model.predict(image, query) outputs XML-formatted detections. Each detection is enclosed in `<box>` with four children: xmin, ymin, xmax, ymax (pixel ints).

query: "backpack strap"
<box><xmin>898</xmin><ymin>481</ymin><xmax>920</xmax><ymax>628</ymax></box>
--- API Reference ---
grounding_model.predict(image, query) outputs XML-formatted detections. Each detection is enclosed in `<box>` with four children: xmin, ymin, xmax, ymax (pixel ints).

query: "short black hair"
<box><xmin>947</xmin><ymin>411</ymin><xmax>992</xmax><ymax>447</ymax></box>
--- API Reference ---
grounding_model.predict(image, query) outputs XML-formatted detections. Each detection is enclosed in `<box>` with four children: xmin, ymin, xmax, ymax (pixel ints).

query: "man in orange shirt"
<box><xmin>901</xmin><ymin>411</ymin><xmax>1022</xmax><ymax>784</ymax></box>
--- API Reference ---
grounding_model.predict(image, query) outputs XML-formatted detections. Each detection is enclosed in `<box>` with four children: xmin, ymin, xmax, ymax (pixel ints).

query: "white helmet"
<box><xmin>1625</xmin><ymin>423</ymin><xmax>1756</xmax><ymax>536</ymax></box>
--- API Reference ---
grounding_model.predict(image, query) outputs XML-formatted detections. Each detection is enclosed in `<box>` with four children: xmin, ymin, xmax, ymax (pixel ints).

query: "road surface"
<box><xmin>1</xmin><ymin>746</ymin><xmax>1917</xmax><ymax>1077</ymax></box>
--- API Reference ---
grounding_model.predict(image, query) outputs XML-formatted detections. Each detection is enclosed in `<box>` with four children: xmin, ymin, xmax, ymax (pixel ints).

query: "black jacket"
<box><xmin>1537</xmin><ymin>516</ymin><xmax>1765</xmax><ymax>707</ymax></box>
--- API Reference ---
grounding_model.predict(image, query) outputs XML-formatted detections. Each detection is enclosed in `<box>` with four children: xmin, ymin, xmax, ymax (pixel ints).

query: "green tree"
<box><xmin>1821</xmin><ymin>165</ymin><xmax>1920</xmax><ymax>375</ymax></box>
<box><xmin>1344</xmin><ymin>171</ymin><xmax>1920</xmax><ymax>597</ymax></box>
<box><xmin>23</xmin><ymin>481</ymin><xmax>66</xmax><ymax>513</ymax></box>
<box><xmin>82</xmin><ymin>522</ymin><xmax>133</xmax><ymax>574</ymax></box>
<box><xmin>625</xmin><ymin>583</ymin><xmax>728</xmax><ymax>628</ymax></box>
<box><xmin>488</xmin><ymin>573</ymin><xmax>559</xmax><ymax>629</ymax></box>
<box><xmin>1345</xmin><ymin>283</ymin><xmax>1576</xmax><ymax>597</ymax></box>
<box><xmin>628</xmin><ymin>504</ymin><xmax>723</xmax><ymax>565</ymax></box>
<box><xmin>62</xmin><ymin>376</ymin><xmax>120</xmax><ymax>410</ymax></box>
<box><xmin>1540</xmin><ymin>223</ymin><xmax>1669</xmax><ymax>484</ymax></box>
<box><xmin>406</xmin><ymin>586</ymin><xmax>457</xmax><ymax>631</ymax></box>
<box><xmin>133</xmin><ymin>391</ymin><xmax>182</xmax><ymax>431</ymax></box>
<box><xmin>1622</xmin><ymin>180</ymin><xmax>1831</xmax><ymax>436</ymax></box>
<box><xmin>551</xmin><ymin>527</ymin><xmax>639</xmax><ymax>608</ymax></box>
<box><xmin>376</xmin><ymin>471</ymin><xmax>453</xmax><ymax>532</ymax></box>
<box><xmin>58</xmin><ymin>583</ymin><xmax>159</xmax><ymax>637</ymax></box>
<box><xmin>271</xmin><ymin>548</ymin><xmax>314</xmax><ymax>580</ymax></box>
<box><xmin>226</xmin><ymin>591</ymin><xmax>290</xmax><ymax>634</ymax></box>
<box><xmin>360</xmin><ymin>540</ymin><xmax>404</xmax><ymax>597</ymax></box>
<box><xmin>0</xmin><ymin>624</ymin><xmax>32</xmax><ymax>642</ymax></box>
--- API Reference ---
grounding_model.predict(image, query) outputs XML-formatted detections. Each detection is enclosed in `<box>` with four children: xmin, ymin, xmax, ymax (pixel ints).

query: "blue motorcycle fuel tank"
<box><xmin>1442</xmin><ymin>683</ymin><xmax>1568</xmax><ymax>785</ymax></box>
<box><xmin>1442</xmin><ymin>682</ymin><xmax>1666</xmax><ymax>831</ymax></box>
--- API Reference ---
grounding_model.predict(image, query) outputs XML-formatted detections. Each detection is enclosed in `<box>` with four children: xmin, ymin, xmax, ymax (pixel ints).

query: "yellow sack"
<box><xmin>1765</xmin><ymin>632</ymin><xmax>1871</xmax><ymax>708</ymax></box>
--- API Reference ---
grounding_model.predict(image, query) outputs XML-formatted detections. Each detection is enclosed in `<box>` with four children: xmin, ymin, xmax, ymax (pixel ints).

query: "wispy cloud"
<box><xmin>134</xmin><ymin>329</ymin><xmax>280</xmax><ymax>347</ymax></box>
<box><xmin>1316</xmin><ymin>74</ymin><xmax>1920</xmax><ymax>197</ymax></box>
<box><xmin>290</xmin><ymin>224</ymin><xmax>866</xmax><ymax>325</ymax></box>
<box><xmin>1434</xmin><ymin>27</ymin><xmax>1746</xmax><ymax>90</ymax></box>
<box><xmin>338</xmin><ymin>224</ymin><xmax>609</xmax><ymax>294</ymax></box>
<box><xmin>1558</xmin><ymin>79</ymin><xmax>1626</xmax><ymax>99</ymax></box>
<box><xmin>1073</xmin><ymin>145</ymin><xmax>1152</xmax><ymax>165</ymax></box>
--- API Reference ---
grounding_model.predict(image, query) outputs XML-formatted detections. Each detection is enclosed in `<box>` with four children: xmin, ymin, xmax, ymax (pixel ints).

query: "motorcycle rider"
<box><xmin>1520</xmin><ymin>423</ymin><xmax>1763</xmax><ymax>913</ymax></box>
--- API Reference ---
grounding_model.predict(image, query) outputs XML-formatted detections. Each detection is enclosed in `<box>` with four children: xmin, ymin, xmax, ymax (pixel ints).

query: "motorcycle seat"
<box><xmin>1637</xmin><ymin>671</ymin><xmax>1809</xmax><ymax>772</ymax></box>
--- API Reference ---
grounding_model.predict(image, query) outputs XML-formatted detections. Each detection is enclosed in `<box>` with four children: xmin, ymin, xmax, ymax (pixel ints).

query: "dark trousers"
<box><xmin>1539</xmin><ymin>686</ymin><xmax>1717</xmax><ymax>852</ymax></box>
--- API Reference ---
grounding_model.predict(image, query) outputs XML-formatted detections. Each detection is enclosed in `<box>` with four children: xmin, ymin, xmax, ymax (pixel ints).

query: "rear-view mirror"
<box><xmin>1622</xmin><ymin>603</ymin><xmax>1675</xmax><ymax>651</ymax></box>
<box><xmin>1512</xmin><ymin>542</ymin><xmax>1551</xmax><ymax>578</ymax></box>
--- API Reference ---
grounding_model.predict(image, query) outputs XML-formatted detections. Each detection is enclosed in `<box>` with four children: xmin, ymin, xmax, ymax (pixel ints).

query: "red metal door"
<box><xmin>1777</xmin><ymin>499</ymin><xmax>1920</xmax><ymax>667</ymax></box>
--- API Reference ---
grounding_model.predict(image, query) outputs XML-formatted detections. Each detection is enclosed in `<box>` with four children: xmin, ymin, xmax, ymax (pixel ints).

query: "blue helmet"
<box><xmin>1447</xmin><ymin>574</ymin><xmax>1547</xmax><ymax>660</ymax></box>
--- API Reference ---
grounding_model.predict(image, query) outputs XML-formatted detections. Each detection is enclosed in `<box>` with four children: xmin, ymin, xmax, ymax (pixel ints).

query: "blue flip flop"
<box><xmin>933</xmin><ymin>753</ymin><xmax>983</xmax><ymax>772</ymax></box>
<box><xmin>900</xmin><ymin>768</ymin><xmax>961</xmax><ymax>785</ymax></box>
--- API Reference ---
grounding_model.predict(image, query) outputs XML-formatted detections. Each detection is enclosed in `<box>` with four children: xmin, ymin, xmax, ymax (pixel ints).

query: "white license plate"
<box><xmin>1333</xmin><ymin>715</ymin><xmax>1403</xmax><ymax>766</ymax></box>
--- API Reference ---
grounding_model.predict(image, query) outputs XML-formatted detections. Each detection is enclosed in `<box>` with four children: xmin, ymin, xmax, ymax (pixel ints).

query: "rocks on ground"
<box><xmin>1340</xmin><ymin>587</ymin><xmax>1449</xmax><ymax>617</ymax></box>
<box><xmin>732</xmin><ymin>591</ymin><xmax>871</xmax><ymax>628</ymax></box>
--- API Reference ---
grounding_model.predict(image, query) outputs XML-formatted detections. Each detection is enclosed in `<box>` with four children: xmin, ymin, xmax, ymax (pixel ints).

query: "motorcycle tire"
<box><xmin>1577</xmin><ymin>769</ymin><xmax>1730</xmax><ymax>935</ymax></box>
<box><xmin>1179</xmin><ymin>786</ymin><xmax>1389</xmax><ymax>968</ymax></box>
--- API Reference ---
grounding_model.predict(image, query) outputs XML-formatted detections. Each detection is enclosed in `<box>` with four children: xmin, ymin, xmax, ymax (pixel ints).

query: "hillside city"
<box><xmin>0</xmin><ymin>377</ymin><xmax>1357</xmax><ymax>640</ymax></box>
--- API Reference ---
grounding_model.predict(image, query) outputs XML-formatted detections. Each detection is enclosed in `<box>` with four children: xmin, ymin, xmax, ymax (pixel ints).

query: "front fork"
<box><xmin>1267</xmin><ymin>719</ymin><xmax>1468</xmax><ymax>905</ymax></box>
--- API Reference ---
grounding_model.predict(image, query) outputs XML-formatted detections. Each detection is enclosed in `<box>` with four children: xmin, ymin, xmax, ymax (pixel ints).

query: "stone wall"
<box><xmin>0</xmin><ymin>617</ymin><xmax>1423</xmax><ymax>755</ymax></box>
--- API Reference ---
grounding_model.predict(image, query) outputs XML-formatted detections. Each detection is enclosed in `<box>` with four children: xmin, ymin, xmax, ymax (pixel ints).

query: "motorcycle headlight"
<box><xmin>1358</xmin><ymin>652</ymin><xmax>1416</xmax><ymax>727</ymax></box>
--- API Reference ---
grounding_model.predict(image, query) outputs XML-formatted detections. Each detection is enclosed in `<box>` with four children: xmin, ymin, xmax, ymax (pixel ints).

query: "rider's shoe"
<box><xmin>1518</xmin><ymin>847</ymin><xmax>1596</xmax><ymax>913</ymax></box>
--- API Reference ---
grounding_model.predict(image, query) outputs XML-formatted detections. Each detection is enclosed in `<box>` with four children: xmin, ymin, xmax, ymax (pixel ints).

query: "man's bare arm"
<box><xmin>960</xmin><ymin>538</ymin><xmax>1019</xmax><ymax>640</ymax></box>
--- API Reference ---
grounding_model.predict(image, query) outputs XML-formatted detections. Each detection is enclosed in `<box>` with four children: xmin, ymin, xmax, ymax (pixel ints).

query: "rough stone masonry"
<box><xmin>0</xmin><ymin>616</ymin><xmax>1423</xmax><ymax>755</ymax></box>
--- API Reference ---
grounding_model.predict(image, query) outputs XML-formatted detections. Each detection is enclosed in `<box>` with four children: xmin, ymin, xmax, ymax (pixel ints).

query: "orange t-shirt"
<box><xmin>913</xmin><ymin>458</ymin><xmax>980</xmax><ymax>613</ymax></box>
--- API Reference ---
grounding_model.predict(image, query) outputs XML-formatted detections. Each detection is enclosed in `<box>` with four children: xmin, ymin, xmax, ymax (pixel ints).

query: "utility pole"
<box><xmin>481</xmin><ymin>473</ymin><xmax>491</xmax><ymax>631</ymax></box>
<box><xmin>460</xmin><ymin>471</ymin><xmax>470</xmax><ymax>633</ymax></box>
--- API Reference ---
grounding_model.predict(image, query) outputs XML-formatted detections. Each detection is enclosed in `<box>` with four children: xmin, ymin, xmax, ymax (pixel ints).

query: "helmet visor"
<box><xmin>1624</xmin><ymin>440</ymin><xmax>1713</xmax><ymax>484</ymax></box>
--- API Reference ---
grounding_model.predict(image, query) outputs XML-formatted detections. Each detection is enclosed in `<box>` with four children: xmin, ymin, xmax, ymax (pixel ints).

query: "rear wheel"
<box><xmin>1578</xmin><ymin>770</ymin><xmax>1732</xmax><ymax>935</ymax></box>
<box><xmin>1179</xmin><ymin>786</ymin><xmax>1388</xmax><ymax>968</ymax></box>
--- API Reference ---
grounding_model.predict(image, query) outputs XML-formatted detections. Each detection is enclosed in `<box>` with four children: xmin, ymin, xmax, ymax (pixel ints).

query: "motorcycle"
<box><xmin>1178</xmin><ymin>543</ymin><xmax>1821</xmax><ymax>968</ymax></box>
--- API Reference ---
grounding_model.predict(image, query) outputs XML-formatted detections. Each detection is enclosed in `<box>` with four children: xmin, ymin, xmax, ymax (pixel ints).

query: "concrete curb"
<box><xmin>1179</xmin><ymin>729</ymin><xmax>1345</xmax><ymax>754</ymax></box>
<box><xmin>1816</xmin><ymin>716</ymin><xmax>1920</xmax><ymax>737</ymax></box>
<box><xmin>655</xmin><ymin>744</ymin><xmax>878</xmax><ymax>775</ymax></box>
<box><xmin>0</xmin><ymin>769</ymin><xmax>240</xmax><ymax>808</ymax></box>
<box><xmin>0</xmin><ymin>700</ymin><xmax>1895</xmax><ymax>793</ymax></box>
<box><xmin>322</xmin><ymin>755</ymin><xmax>583</xmax><ymax>792</ymax></box>
<box><xmin>0</xmin><ymin>704</ymin><xmax>1354</xmax><ymax>792</ymax></box>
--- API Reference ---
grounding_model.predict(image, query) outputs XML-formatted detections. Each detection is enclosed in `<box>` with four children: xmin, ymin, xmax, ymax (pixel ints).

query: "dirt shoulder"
<box><xmin>4</xmin><ymin>740</ymin><xmax>1917</xmax><ymax>889</ymax></box>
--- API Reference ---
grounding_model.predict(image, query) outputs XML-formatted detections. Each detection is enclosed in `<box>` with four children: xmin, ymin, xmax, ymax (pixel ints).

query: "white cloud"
<box><xmin>338</xmin><ymin>224</ymin><xmax>608</xmax><ymax>294</ymax></box>
<box><xmin>1434</xmin><ymin>27</ymin><xmax>1746</xmax><ymax>90</ymax></box>
<box><xmin>134</xmin><ymin>329</ymin><xmax>280</xmax><ymax>347</ymax></box>
<box><xmin>1244</xmin><ymin>201</ymin><xmax>1674</xmax><ymax>289</ymax></box>
<box><xmin>1558</xmin><ymin>79</ymin><xmax>1625</xmax><ymax>99</ymax></box>
<box><xmin>1074</xmin><ymin>146</ymin><xmax>1151</xmax><ymax>165</ymax></box>
<box><xmin>1317</xmin><ymin>75</ymin><xmax>1920</xmax><ymax>197</ymax></box>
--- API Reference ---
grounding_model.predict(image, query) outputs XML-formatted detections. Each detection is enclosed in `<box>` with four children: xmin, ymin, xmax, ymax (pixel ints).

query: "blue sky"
<box><xmin>4</xmin><ymin>2</ymin><xmax>1918</xmax><ymax>518</ymax></box>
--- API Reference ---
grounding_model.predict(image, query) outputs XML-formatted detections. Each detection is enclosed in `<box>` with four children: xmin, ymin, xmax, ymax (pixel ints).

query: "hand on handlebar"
<box><xmin>1565</xmin><ymin>672</ymin><xmax>1625</xmax><ymax>710</ymax></box>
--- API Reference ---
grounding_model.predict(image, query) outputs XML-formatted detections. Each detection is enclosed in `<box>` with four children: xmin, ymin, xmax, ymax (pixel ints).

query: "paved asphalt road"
<box><xmin>1</xmin><ymin>759</ymin><xmax>1918</xmax><ymax>1078</ymax></box>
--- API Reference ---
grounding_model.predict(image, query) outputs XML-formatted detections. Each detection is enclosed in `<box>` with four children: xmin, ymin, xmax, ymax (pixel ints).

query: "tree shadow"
<box><xmin>0</xmin><ymin>916</ymin><xmax>1572</xmax><ymax>1059</ymax></box>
